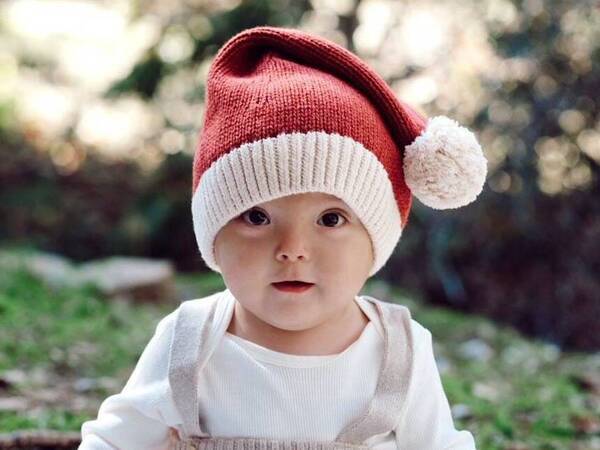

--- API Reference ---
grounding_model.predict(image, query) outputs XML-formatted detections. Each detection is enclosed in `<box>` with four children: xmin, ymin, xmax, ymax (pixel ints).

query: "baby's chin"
<box><xmin>259</xmin><ymin>310</ymin><xmax>322</xmax><ymax>332</ymax></box>
<box><xmin>257</xmin><ymin>307</ymin><xmax>327</xmax><ymax>333</ymax></box>
<box><xmin>270</xmin><ymin>319</ymin><xmax>323</xmax><ymax>333</ymax></box>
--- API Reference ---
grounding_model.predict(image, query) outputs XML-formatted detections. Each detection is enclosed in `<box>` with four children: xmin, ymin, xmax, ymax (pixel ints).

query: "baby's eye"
<box><xmin>318</xmin><ymin>211</ymin><xmax>347</xmax><ymax>228</ymax></box>
<box><xmin>240</xmin><ymin>208</ymin><xmax>269</xmax><ymax>226</ymax></box>
<box><xmin>240</xmin><ymin>209</ymin><xmax>347</xmax><ymax>228</ymax></box>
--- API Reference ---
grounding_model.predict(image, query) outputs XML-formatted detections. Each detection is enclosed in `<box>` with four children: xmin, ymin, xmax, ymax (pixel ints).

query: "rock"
<box><xmin>75</xmin><ymin>256</ymin><xmax>176</xmax><ymax>302</ymax></box>
<box><xmin>0</xmin><ymin>250</ymin><xmax>177</xmax><ymax>303</ymax></box>
<box><xmin>29</xmin><ymin>388</ymin><xmax>62</xmax><ymax>403</ymax></box>
<box><xmin>475</xmin><ymin>321</ymin><xmax>497</xmax><ymax>340</ymax></box>
<box><xmin>473</xmin><ymin>382</ymin><xmax>500</xmax><ymax>402</ymax></box>
<box><xmin>572</xmin><ymin>371</ymin><xmax>600</xmax><ymax>396</ymax></box>
<box><xmin>571</xmin><ymin>414</ymin><xmax>600</xmax><ymax>434</ymax></box>
<box><xmin>539</xmin><ymin>342</ymin><xmax>561</xmax><ymax>363</ymax></box>
<box><xmin>0</xmin><ymin>396</ymin><xmax>29</xmax><ymax>412</ymax></box>
<box><xmin>451</xmin><ymin>403</ymin><xmax>472</xmax><ymax>420</ymax></box>
<box><xmin>0</xmin><ymin>369</ymin><xmax>27</xmax><ymax>390</ymax></box>
<box><xmin>501</xmin><ymin>343</ymin><xmax>542</xmax><ymax>374</ymax></box>
<box><xmin>73</xmin><ymin>378</ymin><xmax>99</xmax><ymax>393</ymax></box>
<box><xmin>434</xmin><ymin>354</ymin><xmax>452</xmax><ymax>375</ymax></box>
<box><xmin>458</xmin><ymin>338</ymin><xmax>494</xmax><ymax>362</ymax></box>
<box><xmin>72</xmin><ymin>376</ymin><xmax>119</xmax><ymax>393</ymax></box>
<box><xmin>28</xmin><ymin>367</ymin><xmax>52</xmax><ymax>387</ymax></box>
<box><xmin>0</xmin><ymin>250</ymin><xmax>76</xmax><ymax>287</ymax></box>
<box><xmin>571</xmin><ymin>441</ymin><xmax>600</xmax><ymax>450</ymax></box>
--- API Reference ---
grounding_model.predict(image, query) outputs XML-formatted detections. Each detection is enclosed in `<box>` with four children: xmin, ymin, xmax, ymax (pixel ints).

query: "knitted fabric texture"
<box><xmin>169</xmin><ymin>437</ymin><xmax>370</xmax><ymax>450</ymax></box>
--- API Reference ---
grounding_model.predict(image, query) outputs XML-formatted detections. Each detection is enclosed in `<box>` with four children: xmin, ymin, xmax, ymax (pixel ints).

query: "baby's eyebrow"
<box><xmin>324</xmin><ymin>203</ymin><xmax>353</xmax><ymax>214</ymax></box>
<box><xmin>320</xmin><ymin>196</ymin><xmax>347</xmax><ymax>206</ymax></box>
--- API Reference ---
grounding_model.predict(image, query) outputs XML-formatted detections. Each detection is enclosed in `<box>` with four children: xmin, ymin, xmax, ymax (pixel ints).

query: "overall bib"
<box><xmin>166</xmin><ymin>293</ymin><xmax>415</xmax><ymax>450</ymax></box>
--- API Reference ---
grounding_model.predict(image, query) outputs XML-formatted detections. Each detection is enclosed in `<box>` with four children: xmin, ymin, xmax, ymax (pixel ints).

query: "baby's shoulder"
<box><xmin>359</xmin><ymin>294</ymin><xmax>432</xmax><ymax>346</ymax></box>
<box><xmin>154</xmin><ymin>290</ymin><xmax>224</xmax><ymax>337</ymax></box>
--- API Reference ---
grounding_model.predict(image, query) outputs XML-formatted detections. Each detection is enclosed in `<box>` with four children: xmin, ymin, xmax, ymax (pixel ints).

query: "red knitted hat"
<box><xmin>191</xmin><ymin>26</ymin><xmax>487</xmax><ymax>276</ymax></box>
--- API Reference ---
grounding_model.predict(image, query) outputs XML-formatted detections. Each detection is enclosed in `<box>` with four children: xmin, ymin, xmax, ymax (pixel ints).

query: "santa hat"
<box><xmin>191</xmin><ymin>26</ymin><xmax>488</xmax><ymax>277</ymax></box>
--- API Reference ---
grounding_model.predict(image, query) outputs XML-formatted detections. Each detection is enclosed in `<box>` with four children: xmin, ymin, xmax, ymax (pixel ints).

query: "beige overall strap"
<box><xmin>336</xmin><ymin>299</ymin><xmax>415</xmax><ymax>444</ymax></box>
<box><xmin>168</xmin><ymin>297</ymin><xmax>221</xmax><ymax>439</ymax></box>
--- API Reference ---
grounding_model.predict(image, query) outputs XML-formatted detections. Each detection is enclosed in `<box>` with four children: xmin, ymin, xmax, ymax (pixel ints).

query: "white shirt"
<box><xmin>79</xmin><ymin>290</ymin><xmax>476</xmax><ymax>449</ymax></box>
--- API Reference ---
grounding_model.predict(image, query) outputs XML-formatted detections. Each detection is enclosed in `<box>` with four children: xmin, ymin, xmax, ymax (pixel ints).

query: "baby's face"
<box><xmin>213</xmin><ymin>192</ymin><xmax>374</xmax><ymax>332</ymax></box>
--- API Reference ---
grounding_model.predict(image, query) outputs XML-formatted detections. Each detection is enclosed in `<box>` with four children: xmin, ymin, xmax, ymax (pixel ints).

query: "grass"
<box><xmin>0</xmin><ymin>269</ymin><xmax>174</xmax><ymax>379</ymax></box>
<box><xmin>0</xmin><ymin>266</ymin><xmax>598</xmax><ymax>449</ymax></box>
<box><xmin>380</xmin><ymin>284</ymin><xmax>600</xmax><ymax>449</ymax></box>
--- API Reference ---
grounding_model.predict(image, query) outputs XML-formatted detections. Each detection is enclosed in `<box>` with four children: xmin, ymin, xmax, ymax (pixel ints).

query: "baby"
<box><xmin>79</xmin><ymin>25</ymin><xmax>487</xmax><ymax>450</ymax></box>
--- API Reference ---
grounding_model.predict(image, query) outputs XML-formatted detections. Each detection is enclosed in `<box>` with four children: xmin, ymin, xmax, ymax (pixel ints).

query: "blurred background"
<box><xmin>0</xmin><ymin>0</ymin><xmax>598</xmax><ymax>448</ymax></box>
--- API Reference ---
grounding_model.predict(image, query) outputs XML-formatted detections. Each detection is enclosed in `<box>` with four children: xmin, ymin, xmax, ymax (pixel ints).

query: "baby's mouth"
<box><xmin>272</xmin><ymin>281</ymin><xmax>314</xmax><ymax>287</ymax></box>
<box><xmin>271</xmin><ymin>280</ymin><xmax>316</xmax><ymax>294</ymax></box>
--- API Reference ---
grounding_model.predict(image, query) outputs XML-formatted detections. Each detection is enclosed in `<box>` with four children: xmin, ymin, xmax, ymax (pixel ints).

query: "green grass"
<box><xmin>0</xmin><ymin>410</ymin><xmax>89</xmax><ymax>432</ymax></box>
<box><xmin>380</xmin><ymin>284</ymin><xmax>599</xmax><ymax>449</ymax></box>
<box><xmin>0</xmin><ymin>268</ymin><xmax>175</xmax><ymax>378</ymax></box>
<box><xmin>0</xmin><ymin>267</ymin><xmax>598</xmax><ymax>449</ymax></box>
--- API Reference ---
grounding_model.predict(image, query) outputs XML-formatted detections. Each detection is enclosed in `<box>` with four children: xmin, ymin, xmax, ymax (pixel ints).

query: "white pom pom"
<box><xmin>403</xmin><ymin>116</ymin><xmax>488</xmax><ymax>210</ymax></box>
